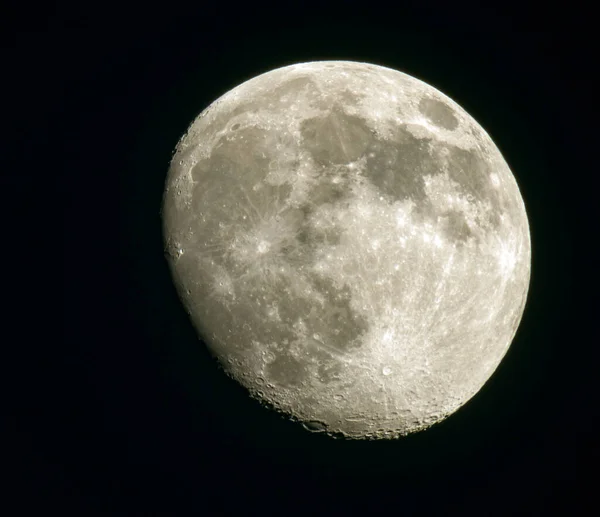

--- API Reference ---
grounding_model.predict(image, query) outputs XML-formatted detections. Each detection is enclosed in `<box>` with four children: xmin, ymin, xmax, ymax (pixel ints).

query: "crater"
<box><xmin>418</xmin><ymin>97</ymin><xmax>459</xmax><ymax>130</ymax></box>
<box><xmin>302</xmin><ymin>420</ymin><xmax>329</xmax><ymax>432</ymax></box>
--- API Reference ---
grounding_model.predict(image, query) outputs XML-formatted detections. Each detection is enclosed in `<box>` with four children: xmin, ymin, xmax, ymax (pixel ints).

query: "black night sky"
<box><xmin>9</xmin><ymin>1</ymin><xmax>595</xmax><ymax>515</ymax></box>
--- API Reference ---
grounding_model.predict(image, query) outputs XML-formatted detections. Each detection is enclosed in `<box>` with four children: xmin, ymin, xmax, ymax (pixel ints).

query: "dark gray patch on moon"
<box><xmin>192</xmin><ymin>128</ymin><xmax>272</xmax><ymax>188</ymax></box>
<box><xmin>300</xmin><ymin>108</ymin><xmax>373</xmax><ymax>165</ymax></box>
<box><xmin>437</xmin><ymin>210</ymin><xmax>475</xmax><ymax>243</ymax></box>
<box><xmin>240</xmin><ymin>267</ymin><xmax>369</xmax><ymax>389</ymax></box>
<box><xmin>445</xmin><ymin>145</ymin><xmax>502</xmax><ymax>226</ymax></box>
<box><xmin>446</xmin><ymin>146</ymin><xmax>493</xmax><ymax>202</ymax></box>
<box><xmin>309</xmin><ymin>276</ymin><xmax>369</xmax><ymax>354</ymax></box>
<box><xmin>277</xmin><ymin>204</ymin><xmax>345</xmax><ymax>267</ymax></box>
<box><xmin>225</xmin><ymin>77</ymin><xmax>319</xmax><ymax>121</ymax></box>
<box><xmin>265</xmin><ymin>353</ymin><xmax>307</xmax><ymax>387</ymax></box>
<box><xmin>270</xmin><ymin>76</ymin><xmax>319</xmax><ymax>103</ymax></box>
<box><xmin>304</xmin><ymin>179</ymin><xmax>348</xmax><ymax>207</ymax></box>
<box><xmin>296</xmin><ymin>217</ymin><xmax>343</xmax><ymax>250</ymax></box>
<box><xmin>418</xmin><ymin>97</ymin><xmax>459</xmax><ymax>130</ymax></box>
<box><xmin>276</xmin><ymin>275</ymin><xmax>369</xmax><ymax>357</ymax></box>
<box><xmin>364</xmin><ymin>125</ymin><xmax>437</xmax><ymax>205</ymax></box>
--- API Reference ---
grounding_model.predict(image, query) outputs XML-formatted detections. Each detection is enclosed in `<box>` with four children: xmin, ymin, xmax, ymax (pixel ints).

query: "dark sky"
<box><xmin>8</xmin><ymin>1</ymin><xmax>594</xmax><ymax>516</ymax></box>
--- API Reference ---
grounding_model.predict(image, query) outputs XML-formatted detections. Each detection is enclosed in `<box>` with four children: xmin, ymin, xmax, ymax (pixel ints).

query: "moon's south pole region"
<box><xmin>162</xmin><ymin>61</ymin><xmax>531</xmax><ymax>439</ymax></box>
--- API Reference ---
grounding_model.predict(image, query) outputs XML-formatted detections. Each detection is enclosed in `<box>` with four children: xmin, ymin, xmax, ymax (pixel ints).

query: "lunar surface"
<box><xmin>162</xmin><ymin>61</ymin><xmax>531</xmax><ymax>439</ymax></box>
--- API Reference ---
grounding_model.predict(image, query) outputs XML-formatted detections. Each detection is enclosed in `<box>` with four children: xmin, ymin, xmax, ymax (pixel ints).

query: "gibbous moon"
<box><xmin>162</xmin><ymin>61</ymin><xmax>531</xmax><ymax>439</ymax></box>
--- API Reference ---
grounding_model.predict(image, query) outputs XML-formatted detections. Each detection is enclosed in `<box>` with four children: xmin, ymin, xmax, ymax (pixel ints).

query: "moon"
<box><xmin>162</xmin><ymin>61</ymin><xmax>531</xmax><ymax>439</ymax></box>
